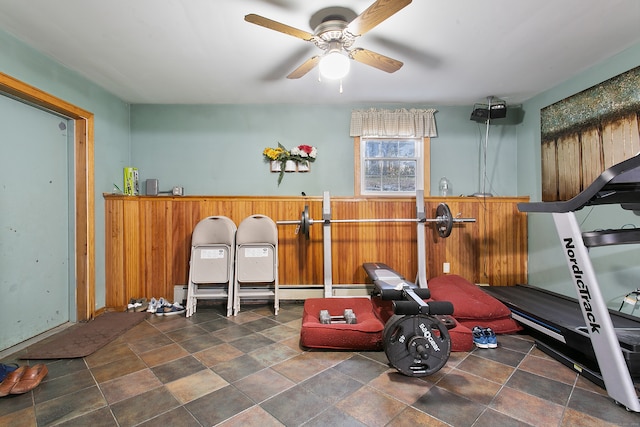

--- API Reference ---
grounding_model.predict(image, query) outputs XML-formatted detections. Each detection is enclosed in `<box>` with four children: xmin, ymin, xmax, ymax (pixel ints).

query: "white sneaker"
<box><xmin>146</xmin><ymin>297</ymin><xmax>158</xmax><ymax>313</ymax></box>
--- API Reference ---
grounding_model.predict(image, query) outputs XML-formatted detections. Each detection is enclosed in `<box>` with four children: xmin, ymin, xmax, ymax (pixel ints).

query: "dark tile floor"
<box><xmin>1</xmin><ymin>302</ymin><xmax>639</xmax><ymax>426</ymax></box>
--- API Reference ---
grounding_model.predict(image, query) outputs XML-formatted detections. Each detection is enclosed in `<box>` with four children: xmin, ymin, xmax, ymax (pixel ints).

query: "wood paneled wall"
<box><xmin>104</xmin><ymin>194</ymin><xmax>528</xmax><ymax>310</ymax></box>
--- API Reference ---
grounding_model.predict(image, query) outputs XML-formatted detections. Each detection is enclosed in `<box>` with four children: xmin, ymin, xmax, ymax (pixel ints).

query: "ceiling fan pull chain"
<box><xmin>339</xmin><ymin>79</ymin><xmax>343</xmax><ymax>94</ymax></box>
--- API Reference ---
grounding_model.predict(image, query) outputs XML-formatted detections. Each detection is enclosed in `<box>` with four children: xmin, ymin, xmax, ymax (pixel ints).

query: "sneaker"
<box><xmin>472</xmin><ymin>326</ymin><xmax>489</xmax><ymax>349</ymax></box>
<box><xmin>132</xmin><ymin>298</ymin><xmax>148</xmax><ymax>312</ymax></box>
<box><xmin>154</xmin><ymin>298</ymin><xmax>168</xmax><ymax>316</ymax></box>
<box><xmin>127</xmin><ymin>298</ymin><xmax>146</xmax><ymax>312</ymax></box>
<box><xmin>146</xmin><ymin>297</ymin><xmax>158</xmax><ymax>313</ymax></box>
<box><xmin>162</xmin><ymin>302</ymin><xmax>186</xmax><ymax>316</ymax></box>
<box><xmin>154</xmin><ymin>298</ymin><xmax>175</xmax><ymax>316</ymax></box>
<box><xmin>126</xmin><ymin>297</ymin><xmax>139</xmax><ymax>312</ymax></box>
<box><xmin>484</xmin><ymin>328</ymin><xmax>498</xmax><ymax>348</ymax></box>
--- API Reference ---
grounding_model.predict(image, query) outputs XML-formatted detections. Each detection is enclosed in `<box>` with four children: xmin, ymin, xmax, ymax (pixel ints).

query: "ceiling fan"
<box><xmin>245</xmin><ymin>0</ymin><xmax>413</xmax><ymax>79</ymax></box>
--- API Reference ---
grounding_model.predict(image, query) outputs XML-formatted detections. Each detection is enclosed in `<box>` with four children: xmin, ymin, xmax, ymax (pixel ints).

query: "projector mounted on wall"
<box><xmin>470</xmin><ymin>96</ymin><xmax>507</xmax><ymax>122</ymax></box>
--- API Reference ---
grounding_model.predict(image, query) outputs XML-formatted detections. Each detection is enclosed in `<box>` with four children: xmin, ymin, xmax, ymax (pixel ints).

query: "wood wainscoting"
<box><xmin>104</xmin><ymin>194</ymin><xmax>528</xmax><ymax>310</ymax></box>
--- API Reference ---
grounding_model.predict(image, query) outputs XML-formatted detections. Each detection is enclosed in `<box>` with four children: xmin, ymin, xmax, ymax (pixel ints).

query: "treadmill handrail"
<box><xmin>519</xmin><ymin>153</ymin><xmax>640</xmax><ymax>213</ymax></box>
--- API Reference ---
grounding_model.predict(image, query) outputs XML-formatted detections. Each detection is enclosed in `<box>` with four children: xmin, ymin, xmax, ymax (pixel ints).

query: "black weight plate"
<box><xmin>435</xmin><ymin>203</ymin><xmax>453</xmax><ymax>238</ymax></box>
<box><xmin>434</xmin><ymin>315</ymin><xmax>457</xmax><ymax>330</ymax></box>
<box><xmin>383</xmin><ymin>314</ymin><xmax>451</xmax><ymax>377</ymax></box>
<box><xmin>300</xmin><ymin>205</ymin><xmax>310</xmax><ymax>239</ymax></box>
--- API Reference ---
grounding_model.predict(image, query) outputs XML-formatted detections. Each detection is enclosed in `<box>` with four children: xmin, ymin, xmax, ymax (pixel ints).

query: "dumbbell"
<box><xmin>319</xmin><ymin>309</ymin><xmax>357</xmax><ymax>324</ymax></box>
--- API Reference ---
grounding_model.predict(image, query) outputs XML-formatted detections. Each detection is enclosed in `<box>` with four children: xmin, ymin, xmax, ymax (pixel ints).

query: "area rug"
<box><xmin>21</xmin><ymin>312</ymin><xmax>148</xmax><ymax>359</ymax></box>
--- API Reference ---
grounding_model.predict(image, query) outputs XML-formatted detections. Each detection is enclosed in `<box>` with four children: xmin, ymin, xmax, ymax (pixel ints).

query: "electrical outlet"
<box><xmin>443</xmin><ymin>262</ymin><xmax>450</xmax><ymax>273</ymax></box>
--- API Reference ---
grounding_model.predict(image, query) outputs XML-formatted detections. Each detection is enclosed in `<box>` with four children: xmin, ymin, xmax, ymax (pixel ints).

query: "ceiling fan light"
<box><xmin>319</xmin><ymin>51</ymin><xmax>350</xmax><ymax>80</ymax></box>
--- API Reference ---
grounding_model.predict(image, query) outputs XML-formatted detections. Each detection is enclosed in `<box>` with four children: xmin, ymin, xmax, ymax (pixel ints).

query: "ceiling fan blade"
<box><xmin>262</xmin><ymin>45</ymin><xmax>315</xmax><ymax>81</ymax></box>
<box><xmin>349</xmin><ymin>48</ymin><xmax>403</xmax><ymax>73</ymax></box>
<box><xmin>245</xmin><ymin>14</ymin><xmax>315</xmax><ymax>41</ymax></box>
<box><xmin>346</xmin><ymin>0</ymin><xmax>412</xmax><ymax>37</ymax></box>
<box><xmin>255</xmin><ymin>0</ymin><xmax>297</xmax><ymax>9</ymax></box>
<box><xmin>287</xmin><ymin>56</ymin><xmax>321</xmax><ymax>79</ymax></box>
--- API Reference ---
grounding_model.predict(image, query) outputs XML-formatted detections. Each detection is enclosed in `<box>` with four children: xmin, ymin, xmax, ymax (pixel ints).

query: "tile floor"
<box><xmin>1</xmin><ymin>301</ymin><xmax>639</xmax><ymax>426</ymax></box>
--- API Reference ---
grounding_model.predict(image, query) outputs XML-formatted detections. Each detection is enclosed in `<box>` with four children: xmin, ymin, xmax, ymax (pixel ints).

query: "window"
<box><xmin>355</xmin><ymin>137</ymin><xmax>430</xmax><ymax>196</ymax></box>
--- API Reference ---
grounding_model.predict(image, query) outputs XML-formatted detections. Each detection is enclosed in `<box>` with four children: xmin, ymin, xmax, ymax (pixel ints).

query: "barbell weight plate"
<box><xmin>434</xmin><ymin>315</ymin><xmax>457</xmax><ymax>330</ymax></box>
<box><xmin>435</xmin><ymin>203</ymin><xmax>453</xmax><ymax>238</ymax></box>
<box><xmin>300</xmin><ymin>205</ymin><xmax>310</xmax><ymax>239</ymax></box>
<box><xmin>383</xmin><ymin>314</ymin><xmax>451</xmax><ymax>377</ymax></box>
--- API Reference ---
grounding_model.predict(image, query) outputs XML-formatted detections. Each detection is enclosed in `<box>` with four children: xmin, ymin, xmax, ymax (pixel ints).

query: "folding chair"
<box><xmin>233</xmin><ymin>214</ymin><xmax>279</xmax><ymax>315</ymax></box>
<box><xmin>186</xmin><ymin>216</ymin><xmax>236</xmax><ymax>317</ymax></box>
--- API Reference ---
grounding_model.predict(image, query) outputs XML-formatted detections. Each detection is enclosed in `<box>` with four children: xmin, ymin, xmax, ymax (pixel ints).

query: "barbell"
<box><xmin>277</xmin><ymin>202</ymin><xmax>475</xmax><ymax>239</ymax></box>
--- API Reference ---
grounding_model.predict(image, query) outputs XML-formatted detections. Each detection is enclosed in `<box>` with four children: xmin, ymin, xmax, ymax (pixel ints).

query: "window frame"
<box><xmin>354</xmin><ymin>136</ymin><xmax>430</xmax><ymax>197</ymax></box>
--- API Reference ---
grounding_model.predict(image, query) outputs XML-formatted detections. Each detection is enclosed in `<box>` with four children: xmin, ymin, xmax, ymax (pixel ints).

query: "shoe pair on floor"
<box><xmin>472</xmin><ymin>326</ymin><xmax>498</xmax><ymax>348</ymax></box>
<box><xmin>0</xmin><ymin>364</ymin><xmax>48</xmax><ymax>396</ymax></box>
<box><xmin>126</xmin><ymin>298</ymin><xmax>148</xmax><ymax>312</ymax></box>
<box><xmin>146</xmin><ymin>297</ymin><xmax>185</xmax><ymax>316</ymax></box>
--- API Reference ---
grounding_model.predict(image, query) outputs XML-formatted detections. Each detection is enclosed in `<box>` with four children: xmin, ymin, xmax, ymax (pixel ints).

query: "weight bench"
<box><xmin>364</xmin><ymin>262</ymin><xmax>474</xmax><ymax>353</ymax></box>
<box><xmin>364</xmin><ymin>262</ymin><xmax>460</xmax><ymax>376</ymax></box>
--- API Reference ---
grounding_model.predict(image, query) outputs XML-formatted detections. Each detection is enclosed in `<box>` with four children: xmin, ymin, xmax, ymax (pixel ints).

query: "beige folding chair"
<box><xmin>186</xmin><ymin>216</ymin><xmax>236</xmax><ymax>317</ymax></box>
<box><xmin>233</xmin><ymin>214</ymin><xmax>279</xmax><ymax>315</ymax></box>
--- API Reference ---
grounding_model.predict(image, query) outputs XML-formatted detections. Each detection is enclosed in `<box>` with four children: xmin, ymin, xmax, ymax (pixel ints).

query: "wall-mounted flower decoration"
<box><xmin>263</xmin><ymin>143</ymin><xmax>318</xmax><ymax>185</ymax></box>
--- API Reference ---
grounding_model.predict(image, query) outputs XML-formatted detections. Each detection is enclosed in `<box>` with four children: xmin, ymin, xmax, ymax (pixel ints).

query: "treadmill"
<box><xmin>483</xmin><ymin>153</ymin><xmax>640</xmax><ymax>412</ymax></box>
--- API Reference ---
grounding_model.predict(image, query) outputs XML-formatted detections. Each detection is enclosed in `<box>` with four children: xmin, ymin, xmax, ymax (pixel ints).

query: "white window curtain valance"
<box><xmin>349</xmin><ymin>108</ymin><xmax>438</xmax><ymax>138</ymax></box>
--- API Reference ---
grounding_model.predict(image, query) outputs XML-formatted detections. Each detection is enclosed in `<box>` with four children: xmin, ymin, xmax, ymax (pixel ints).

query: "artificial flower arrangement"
<box><xmin>263</xmin><ymin>143</ymin><xmax>288</xmax><ymax>163</ymax></box>
<box><xmin>289</xmin><ymin>144</ymin><xmax>318</xmax><ymax>163</ymax></box>
<box><xmin>263</xmin><ymin>143</ymin><xmax>318</xmax><ymax>185</ymax></box>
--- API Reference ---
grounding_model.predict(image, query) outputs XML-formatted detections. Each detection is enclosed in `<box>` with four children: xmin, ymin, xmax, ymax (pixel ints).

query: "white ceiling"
<box><xmin>1</xmin><ymin>0</ymin><xmax>639</xmax><ymax>106</ymax></box>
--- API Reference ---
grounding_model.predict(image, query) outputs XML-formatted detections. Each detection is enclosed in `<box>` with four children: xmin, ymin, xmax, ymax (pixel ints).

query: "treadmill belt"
<box><xmin>482</xmin><ymin>284</ymin><xmax>640</xmax><ymax>376</ymax></box>
<box><xmin>484</xmin><ymin>285</ymin><xmax>640</xmax><ymax>349</ymax></box>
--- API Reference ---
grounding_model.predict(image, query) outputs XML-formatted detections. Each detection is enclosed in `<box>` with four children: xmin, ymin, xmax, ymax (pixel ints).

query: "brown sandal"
<box><xmin>0</xmin><ymin>366</ymin><xmax>26</xmax><ymax>396</ymax></box>
<box><xmin>10</xmin><ymin>364</ymin><xmax>48</xmax><ymax>394</ymax></box>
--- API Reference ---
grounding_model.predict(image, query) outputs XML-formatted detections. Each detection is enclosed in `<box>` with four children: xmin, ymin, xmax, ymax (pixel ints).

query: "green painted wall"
<box><xmin>519</xmin><ymin>42</ymin><xmax>640</xmax><ymax>314</ymax></box>
<box><xmin>130</xmin><ymin>104</ymin><xmax>519</xmax><ymax>198</ymax></box>
<box><xmin>0</xmin><ymin>30</ymin><xmax>131</xmax><ymax>311</ymax></box>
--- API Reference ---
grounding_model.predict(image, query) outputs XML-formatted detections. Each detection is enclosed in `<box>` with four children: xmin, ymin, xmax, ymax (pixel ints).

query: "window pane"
<box><xmin>398</xmin><ymin>141</ymin><xmax>415</xmax><ymax>157</ymax></box>
<box><xmin>364</xmin><ymin>159</ymin><xmax>382</xmax><ymax>176</ymax></box>
<box><xmin>365</xmin><ymin>141</ymin><xmax>381</xmax><ymax>157</ymax></box>
<box><xmin>382</xmin><ymin>175</ymin><xmax>399</xmax><ymax>191</ymax></box>
<box><xmin>361</xmin><ymin>137</ymin><xmax>421</xmax><ymax>195</ymax></box>
<box><xmin>399</xmin><ymin>160</ymin><xmax>415</xmax><ymax>177</ymax></box>
<box><xmin>365</xmin><ymin>176</ymin><xmax>381</xmax><ymax>191</ymax></box>
<box><xmin>364</xmin><ymin>160</ymin><xmax>381</xmax><ymax>192</ymax></box>
<box><xmin>399</xmin><ymin>176</ymin><xmax>415</xmax><ymax>191</ymax></box>
<box><xmin>381</xmin><ymin>141</ymin><xmax>398</xmax><ymax>157</ymax></box>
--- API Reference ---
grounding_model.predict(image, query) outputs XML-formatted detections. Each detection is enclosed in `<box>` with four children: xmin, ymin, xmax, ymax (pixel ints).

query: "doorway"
<box><xmin>0</xmin><ymin>72</ymin><xmax>95</xmax><ymax>351</ymax></box>
<box><xmin>0</xmin><ymin>95</ymin><xmax>73</xmax><ymax>349</ymax></box>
